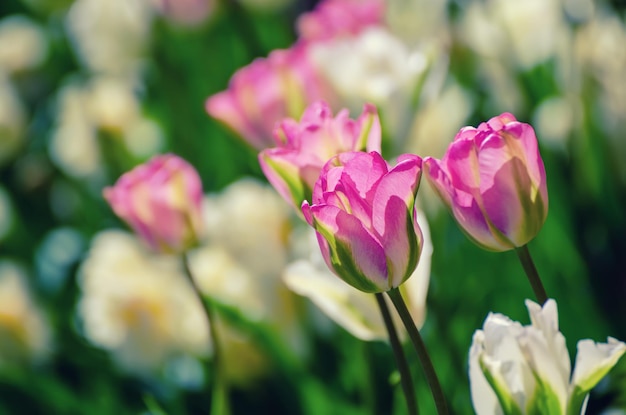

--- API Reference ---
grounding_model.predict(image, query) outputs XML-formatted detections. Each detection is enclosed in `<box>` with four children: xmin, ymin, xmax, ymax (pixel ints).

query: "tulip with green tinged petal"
<box><xmin>469</xmin><ymin>299</ymin><xmax>626</xmax><ymax>415</ymax></box>
<box><xmin>424</xmin><ymin>113</ymin><xmax>548</xmax><ymax>252</ymax></box>
<box><xmin>301</xmin><ymin>151</ymin><xmax>423</xmax><ymax>293</ymax></box>
<box><xmin>103</xmin><ymin>154</ymin><xmax>204</xmax><ymax>254</ymax></box>
<box><xmin>283</xmin><ymin>208</ymin><xmax>432</xmax><ymax>341</ymax></box>
<box><xmin>259</xmin><ymin>100</ymin><xmax>381</xmax><ymax>210</ymax></box>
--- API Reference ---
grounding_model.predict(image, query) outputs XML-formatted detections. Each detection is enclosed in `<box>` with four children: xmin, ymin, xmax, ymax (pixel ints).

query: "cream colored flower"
<box><xmin>310</xmin><ymin>26</ymin><xmax>427</xmax><ymax>142</ymax></box>
<box><xmin>65</xmin><ymin>0</ymin><xmax>153</xmax><ymax>77</ymax></box>
<box><xmin>0</xmin><ymin>15</ymin><xmax>47</xmax><ymax>73</ymax></box>
<box><xmin>469</xmin><ymin>299</ymin><xmax>626</xmax><ymax>415</ymax></box>
<box><xmin>77</xmin><ymin>230</ymin><xmax>209</xmax><ymax>374</ymax></box>
<box><xmin>0</xmin><ymin>261</ymin><xmax>52</xmax><ymax>366</ymax></box>
<box><xmin>191</xmin><ymin>179</ymin><xmax>304</xmax><ymax>361</ymax></box>
<box><xmin>50</xmin><ymin>79</ymin><xmax>163</xmax><ymax>178</ymax></box>
<box><xmin>201</xmin><ymin>178</ymin><xmax>292</xmax><ymax>278</ymax></box>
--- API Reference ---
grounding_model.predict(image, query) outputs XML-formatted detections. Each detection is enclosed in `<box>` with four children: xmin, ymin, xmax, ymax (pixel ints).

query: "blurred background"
<box><xmin>0</xmin><ymin>0</ymin><xmax>625</xmax><ymax>413</ymax></box>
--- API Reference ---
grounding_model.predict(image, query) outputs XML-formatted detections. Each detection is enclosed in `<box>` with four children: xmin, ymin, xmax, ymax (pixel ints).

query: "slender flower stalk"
<box><xmin>386</xmin><ymin>288</ymin><xmax>448</xmax><ymax>415</ymax></box>
<box><xmin>182</xmin><ymin>255</ymin><xmax>230</xmax><ymax>415</ymax></box>
<box><xmin>515</xmin><ymin>245</ymin><xmax>548</xmax><ymax>305</ymax></box>
<box><xmin>374</xmin><ymin>293</ymin><xmax>418</xmax><ymax>415</ymax></box>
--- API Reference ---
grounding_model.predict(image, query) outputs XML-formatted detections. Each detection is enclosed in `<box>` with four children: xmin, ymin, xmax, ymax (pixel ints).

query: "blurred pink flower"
<box><xmin>424</xmin><ymin>113</ymin><xmax>548</xmax><ymax>252</ymax></box>
<box><xmin>302</xmin><ymin>151</ymin><xmax>423</xmax><ymax>293</ymax></box>
<box><xmin>259</xmin><ymin>100</ymin><xmax>381</xmax><ymax>209</ymax></box>
<box><xmin>153</xmin><ymin>0</ymin><xmax>215</xmax><ymax>26</ymax></box>
<box><xmin>297</xmin><ymin>0</ymin><xmax>385</xmax><ymax>42</ymax></box>
<box><xmin>206</xmin><ymin>45</ymin><xmax>330</xmax><ymax>150</ymax></box>
<box><xmin>103</xmin><ymin>154</ymin><xmax>204</xmax><ymax>254</ymax></box>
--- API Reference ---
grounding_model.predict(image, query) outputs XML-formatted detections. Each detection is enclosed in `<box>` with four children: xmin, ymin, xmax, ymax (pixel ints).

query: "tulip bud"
<box><xmin>206</xmin><ymin>45</ymin><xmax>328</xmax><ymax>150</ymax></box>
<box><xmin>103</xmin><ymin>154</ymin><xmax>204</xmax><ymax>254</ymax></box>
<box><xmin>259</xmin><ymin>100</ymin><xmax>381</xmax><ymax>210</ymax></box>
<box><xmin>424</xmin><ymin>113</ymin><xmax>548</xmax><ymax>251</ymax></box>
<box><xmin>301</xmin><ymin>151</ymin><xmax>423</xmax><ymax>293</ymax></box>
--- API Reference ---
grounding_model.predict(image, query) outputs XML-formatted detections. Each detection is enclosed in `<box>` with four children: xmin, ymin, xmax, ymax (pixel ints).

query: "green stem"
<box><xmin>182</xmin><ymin>255</ymin><xmax>230</xmax><ymax>415</ymax></box>
<box><xmin>515</xmin><ymin>245</ymin><xmax>548</xmax><ymax>305</ymax></box>
<box><xmin>375</xmin><ymin>293</ymin><xmax>419</xmax><ymax>415</ymax></box>
<box><xmin>387</xmin><ymin>288</ymin><xmax>448</xmax><ymax>415</ymax></box>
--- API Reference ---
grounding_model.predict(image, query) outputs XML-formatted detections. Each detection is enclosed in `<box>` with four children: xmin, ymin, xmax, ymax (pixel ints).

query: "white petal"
<box><xmin>520</xmin><ymin>300</ymin><xmax>570</xmax><ymax>412</ymax></box>
<box><xmin>283</xmin><ymin>259</ymin><xmax>386</xmax><ymax>341</ymax></box>
<box><xmin>469</xmin><ymin>330</ymin><xmax>504</xmax><ymax>415</ymax></box>
<box><xmin>482</xmin><ymin>313</ymin><xmax>536</xmax><ymax>409</ymax></box>
<box><xmin>571</xmin><ymin>337</ymin><xmax>626</xmax><ymax>393</ymax></box>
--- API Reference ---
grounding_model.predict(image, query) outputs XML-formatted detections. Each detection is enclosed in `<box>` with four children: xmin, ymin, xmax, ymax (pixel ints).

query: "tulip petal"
<box><xmin>424</xmin><ymin>157</ymin><xmax>508</xmax><ymax>251</ymax></box>
<box><xmin>259</xmin><ymin>150</ymin><xmax>308</xmax><ymax>209</ymax></box>
<box><xmin>571</xmin><ymin>337</ymin><xmax>626</xmax><ymax>394</ymax></box>
<box><xmin>337</xmin><ymin>151</ymin><xmax>388</xmax><ymax>203</ymax></box>
<box><xmin>308</xmin><ymin>204</ymin><xmax>388</xmax><ymax>292</ymax></box>
<box><xmin>283</xmin><ymin>259</ymin><xmax>387</xmax><ymax>341</ymax></box>
<box><xmin>469</xmin><ymin>330</ymin><xmax>511</xmax><ymax>415</ymax></box>
<box><xmin>358</xmin><ymin>103</ymin><xmax>382</xmax><ymax>153</ymax></box>
<box><xmin>519</xmin><ymin>300</ymin><xmax>570</xmax><ymax>412</ymax></box>
<box><xmin>371</xmin><ymin>155</ymin><xmax>422</xmax><ymax>286</ymax></box>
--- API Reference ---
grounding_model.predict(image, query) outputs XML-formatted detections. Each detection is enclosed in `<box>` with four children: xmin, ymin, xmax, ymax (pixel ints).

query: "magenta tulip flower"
<box><xmin>103</xmin><ymin>154</ymin><xmax>204</xmax><ymax>254</ymax></box>
<box><xmin>423</xmin><ymin>113</ymin><xmax>548</xmax><ymax>252</ymax></box>
<box><xmin>302</xmin><ymin>151</ymin><xmax>423</xmax><ymax>293</ymax></box>
<box><xmin>259</xmin><ymin>100</ymin><xmax>381</xmax><ymax>210</ymax></box>
<box><xmin>206</xmin><ymin>45</ymin><xmax>330</xmax><ymax>150</ymax></box>
<box><xmin>297</xmin><ymin>0</ymin><xmax>384</xmax><ymax>42</ymax></box>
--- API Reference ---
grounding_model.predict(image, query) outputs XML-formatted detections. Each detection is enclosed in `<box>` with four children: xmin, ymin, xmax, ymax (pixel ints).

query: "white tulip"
<box><xmin>470</xmin><ymin>299</ymin><xmax>626</xmax><ymax>415</ymax></box>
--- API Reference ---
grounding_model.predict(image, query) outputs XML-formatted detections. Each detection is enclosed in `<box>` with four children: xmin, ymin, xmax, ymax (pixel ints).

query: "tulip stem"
<box><xmin>375</xmin><ymin>293</ymin><xmax>419</xmax><ymax>415</ymax></box>
<box><xmin>515</xmin><ymin>245</ymin><xmax>548</xmax><ymax>305</ymax></box>
<box><xmin>387</xmin><ymin>288</ymin><xmax>448</xmax><ymax>415</ymax></box>
<box><xmin>182</xmin><ymin>255</ymin><xmax>230</xmax><ymax>415</ymax></box>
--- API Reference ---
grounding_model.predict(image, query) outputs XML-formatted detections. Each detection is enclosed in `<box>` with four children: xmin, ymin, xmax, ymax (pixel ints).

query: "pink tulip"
<box><xmin>423</xmin><ymin>113</ymin><xmax>548</xmax><ymax>252</ymax></box>
<box><xmin>297</xmin><ymin>0</ymin><xmax>385</xmax><ymax>42</ymax></box>
<box><xmin>205</xmin><ymin>44</ymin><xmax>329</xmax><ymax>150</ymax></box>
<box><xmin>302</xmin><ymin>151</ymin><xmax>423</xmax><ymax>293</ymax></box>
<box><xmin>259</xmin><ymin>100</ymin><xmax>381</xmax><ymax>210</ymax></box>
<box><xmin>103</xmin><ymin>154</ymin><xmax>204</xmax><ymax>254</ymax></box>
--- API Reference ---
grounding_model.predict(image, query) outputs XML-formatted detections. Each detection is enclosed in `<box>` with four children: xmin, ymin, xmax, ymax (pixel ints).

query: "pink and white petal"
<box><xmin>358</xmin><ymin>103</ymin><xmax>382</xmax><ymax>153</ymax></box>
<box><xmin>371</xmin><ymin>156</ymin><xmax>422</xmax><ymax>284</ymax></box>
<box><xmin>338</xmin><ymin>152</ymin><xmax>387</xmax><ymax>203</ymax></box>
<box><xmin>502</xmin><ymin>121</ymin><xmax>548</xmax><ymax>205</ymax></box>
<box><xmin>259</xmin><ymin>149</ymin><xmax>307</xmax><ymax>209</ymax></box>
<box><xmin>441</xmin><ymin>138</ymin><xmax>482</xmax><ymax>196</ymax></box>
<box><xmin>309</xmin><ymin>205</ymin><xmax>388</xmax><ymax>292</ymax></box>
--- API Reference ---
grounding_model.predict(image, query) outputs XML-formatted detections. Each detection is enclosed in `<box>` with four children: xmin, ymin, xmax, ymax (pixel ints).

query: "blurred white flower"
<box><xmin>533</xmin><ymin>96</ymin><xmax>580</xmax><ymax>150</ymax></box>
<box><xmin>469</xmin><ymin>299</ymin><xmax>626</xmax><ymax>415</ymax></box>
<box><xmin>49</xmin><ymin>82</ymin><xmax>102</xmax><ymax>178</ymax></box>
<box><xmin>201</xmin><ymin>178</ymin><xmax>291</xmax><ymax>277</ymax></box>
<box><xmin>461</xmin><ymin>0</ymin><xmax>568</xmax><ymax>70</ymax></box>
<box><xmin>575</xmin><ymin>12</ymin><xmax>626</xmax><ymax>182</ymax></box>
<box><xmin>66</xmin><ymin>0</ymin><xmax>154</xmax><ymax>77</ymax></box>
<box><xmin>86</xmin><ymin>77</ymin><xmax>140</xmax><ymax>133</ymax></box>
<box><xmin>77</xmin><ymin>230</ymin><xmax>209</xmax><ymax>374</ymax></box>
<box><xmin>0</xmin><ymin>73</ymin><xmax>26</xmax><ymax>167</ymax></box>
<box><xmin>50</xmin><ymin>78</ymin><xmax>163</xmax><ymax>178</ymax></box>
<box><xmin>0</xmin><ymin>15</ymin><xmax>47</xmax><ymax>73</ymax></box>
<box><xmin>0</xmin><ymin>261</ymin><xmax>52</xmax><ymax>366</ymax></box>
<box><xmin>385</xmin><ymin>0</ymin><xmax>449</xmax><ymax>48</ymax></box>
<box><xmin>310</xmin><ymin>26</ymin><xmax>427</xmax><ymax>142</ymax></box>
<box><xmin>404</xmin><ymin>80</ymin><xmax>472</xmax><ymax>159</ymax></box>
<box><xmin>193</xmin><ymin>179</ymin><xmax>304</xmax><ymax>358</ymax></box>
<box><xmin>283</xmin><ymin>210</ymin><xmax>432</xmax><ymax>341</ymax></box>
